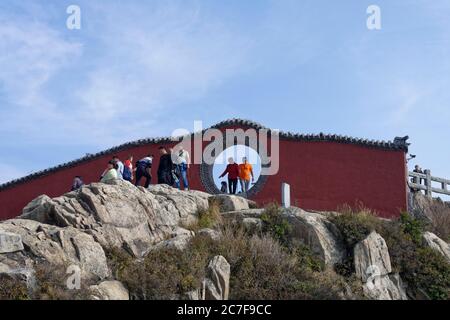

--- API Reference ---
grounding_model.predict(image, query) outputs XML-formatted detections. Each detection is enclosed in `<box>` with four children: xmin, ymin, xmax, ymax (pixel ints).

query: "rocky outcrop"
<box><xmin>90</xmin><ymin>280</ymin><xmax>129</xmax><ymax>300</ymax></box>
<box><xmin>422</xmin><ymin>232</ymin><xmax>450</xmax><ymax>262</ymax></box>
<box><xmin>203</xmin><ymin>255</ymin><xmax>230</xmax><ymax>300</ymax></box>
<box><xmin>354</xmin><ymin>231</ymin><xmax>407</xmax><ymax>300</ymax></box>
<box><xmin>0</xmin><ymin>219</ymin><xmax>110</xmax><ymax>281</ymax></box>
<box><xmin>20</xmin><ymin>180</ymin><xmax>209</xmax><ymax>257</ymax></box>
<box><xmin>210</xmin><ymin>195</ymin><xmax>250</xmax><ymax>212</ymax></box>
<box><xmin>283</xmin><ymin>207</ymin><xmax>345</xmax><ymax>267</ymax></box>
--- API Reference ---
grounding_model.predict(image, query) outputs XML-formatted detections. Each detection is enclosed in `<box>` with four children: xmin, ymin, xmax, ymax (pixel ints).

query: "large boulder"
<box><xmin>209</xmin><ymin>195</ymin><xmax>250</xmax><ymax>212</ymax></box>
<box><xmin>283</xmin><ymin>207</ymin><xmax>345</xmax><ymax>267</ymax></box>
<box><xmin>422</xmin><ymin>232</ymin><xmax>450</xmax><ymax>262</ymax></box>
<box><xmin>203</xmin><ymin>255</ymin><xmax>230</xmax><ymax>300</ymax></box>
<box><xmin>20</xmin><ymin>181</ymin><xmax>209</xmax><ymax>257</ymax></box>
<box><xmin>354</xmin><ymin>231</ymin><xmax>407</xmax><ymax>300</ymax></box>
<box><xmin>354</xmin><ymin>231</ymin><xmax>392</xmax><ymax>281</ymax></box>
<box><xmin>0</xmin><ymin>219</ymin><xmax>110</xmax><ymax>281</ymax></box>
<box><xmin>90</xmin><ymin>280</ymin><xmax>129</xmax><ymax>300</ymax></box>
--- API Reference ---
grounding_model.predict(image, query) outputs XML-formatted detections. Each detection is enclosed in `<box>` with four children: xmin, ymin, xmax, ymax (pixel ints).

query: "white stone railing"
<box><xmin>408</xmin><ymin>170</ymin><xmax>450</xmax><ymax>198</ymax></box>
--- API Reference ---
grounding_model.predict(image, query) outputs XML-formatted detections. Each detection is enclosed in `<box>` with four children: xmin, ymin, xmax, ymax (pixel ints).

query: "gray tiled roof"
<box><xmin>0</xmin><ymin>118</ymin><xmax>409</xmax><ymax>191</ymax></box>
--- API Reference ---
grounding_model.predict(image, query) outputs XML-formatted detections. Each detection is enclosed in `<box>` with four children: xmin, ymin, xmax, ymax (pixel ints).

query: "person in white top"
<box><xmin>173</xmin><ymin>146</ymin><xmax>190</xmax><ymax>190</ymax></box>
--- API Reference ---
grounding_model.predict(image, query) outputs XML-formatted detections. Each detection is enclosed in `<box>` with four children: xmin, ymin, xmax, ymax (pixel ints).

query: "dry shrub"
<box><xmin>32</xmin><ymin>263</ymin><xmax>92</xmax><ymax>300</ymax></box>
<box><xmin>0</xmin><ymin>262</ymin><xmax>92</xmax><ymax>300</ymax></box>
<box><xmin>212</xmin><ymin>222</ymin><xmax>347</xmax><ymax>300</ymax></box>
<box><xmin>184</xmin><ymin>199</ymin><xmax>223</xmax><ymax>232</ymax></box>
<box><xmin>427</xmin><ymin>206</ymin><xmax>450</xmax><ymax>242</ymax></box>
<box><xmin>0</xmin><ymin>274</ymin><xmax>29</xmax><ymax>300</ymax></box>
<box><xmin>109</xmin><ymin>244</ymin><xmax>212</xmax><ymax>300</ymax></box>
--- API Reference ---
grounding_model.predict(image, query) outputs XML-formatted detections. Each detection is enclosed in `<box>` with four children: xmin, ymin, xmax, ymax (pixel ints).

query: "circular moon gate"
<box><xmin>199</xmin><ymin>140</ymin><xmax>269</xmax><ymax>198</ymax></box>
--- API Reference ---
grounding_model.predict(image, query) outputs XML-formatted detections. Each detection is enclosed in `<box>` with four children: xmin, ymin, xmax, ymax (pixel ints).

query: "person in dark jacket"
<box><xmin>135</xmin><ymin>155</ymin><xmax>153</xmax><ymax>188</ymax></box>
<box><xmin>71</xmin><ymin>176</ymin><xmax>84</xmax><ymax>191</ymax></box>
<box><xmin>219</xmin><ymin>157</ymin><xmax>240</xmax><ymax>194</ymax></box>
<box><xmin>157</xmin><ymin>147</ymin><xmax>174</xmax><ymax>185</ymax></box>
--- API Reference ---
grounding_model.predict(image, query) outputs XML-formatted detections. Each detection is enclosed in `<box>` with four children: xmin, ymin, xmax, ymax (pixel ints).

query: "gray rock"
<box><xmin>242</xmin><ymin>218</ymin><xmax>263</xmax><ymax>233</ymax></box>
<box><xmin>152</xmin><ymin>228</ymin><xmax>195</xmax><ymax>251</ymax></box>
<box><xmin>204</xmin><ymin>255</ymin><xmax>230</xmax><ymax>300</ymax></box>
<box><xmin>209</xmin><ymin>195</ymin><xmax>250</xmax><ymax>212</ymax></box>
<box><xmin>19</xmin><ymin>180</ymin><xmax>209</xmax><ymax>257</ymax></box>
<box><xmin>221</xmin><ymin>209</ymin><xmax>264</xmax><ymax>220</ymax></box>
<box><xmin>363</xmin><ymin>274</ymin><xmax>408</xmax><ymax>300</ymax></box>
<box><xmin>0</xmin><ymin>219</ymin><xmax>110</xmax><ymax>281</ymax></box>
<box><xmin>354</xmin><ymin>231</ymin><xmax>408</xmax><ymax>300</ymax></box>
<box><xmin>90</xmin><ymin>280</ymin><xmax>129</xmax><ymax>300</ymax></box>
<box><xmin>354</xmin><ymin>231</ymin><xmax>392</xmax><ymax>282</ymax></box>
<box><xmin>422</xmin><ymin>232</ymin><xmax>450</xmax><ymax>262</ymax></box>
<box><xmin>21</xmin><ymin>195</ymin><xmax>55</xmax><ymax>222</ymax></box>
<box><xmin>0</xmin><ymin>230</ymin><xmax>24</xmax><ymax>253</ymax></box>
<box><xmin>198</xmin><ymin>228</ymin><xmax>221</xmax><ymax>241</ymax></box>
<box><xmin>284</xmin><ymin>207</ymin><xmax>345</xmax><ymax>267</ymax></box>
<box><xmin>185</xmin><ymin>289</ymin><xmax>201</xmax><ymax>300</ymax></box>
<box><xmin>0</xmin><ymin>256</ymin><xmax>35</xmax><ymax>293</ymax></box>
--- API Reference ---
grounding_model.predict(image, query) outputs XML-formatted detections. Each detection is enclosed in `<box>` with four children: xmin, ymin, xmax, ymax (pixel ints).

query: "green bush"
<box><xmin>379</xmin><ymin>219</ymin><xmax>450</xmax><ymax>300</ymax></box>
<box><xmin>331</xmin><ymin>207</ymin><xmax>450</xmax><ymax>300</ymax></box>
<box><xmin>260</xmin><ymin>203</ymin><xmax>292</xmax><ymax>246</ymax></box>
<box><xmin>398</xmin><ymin>212</ymin><xmax>425</xmax><ymax>244</ymax></box>
<box><xmin>329</xmin><ymin>208</ymin><xmax>381</xmax><ymax>250</ymax></box>
<box><xmin>186</xmin><ymin>200</ymin><xmax>222</xmax><ymax>231</ymax></box>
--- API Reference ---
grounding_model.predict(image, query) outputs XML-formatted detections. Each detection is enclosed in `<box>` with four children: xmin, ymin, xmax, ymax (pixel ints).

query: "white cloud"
<box><xmin>0</xmin><ymin>2</ymin><xmax>252</xmax><ymax>148</ymax></box>
<box><xmin>0</xmin><ymin>13</ymin><xmax>82</xmax><ymax>111</ymax></box>
<box><xmin>72</xmin><ymin>2</ymin><xmax>250</xmax><ymax>145</ymax></box>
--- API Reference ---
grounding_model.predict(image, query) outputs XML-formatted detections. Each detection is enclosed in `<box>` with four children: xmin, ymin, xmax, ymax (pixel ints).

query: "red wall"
<box><xmin>0</xmin><ymin>132</ymin><xmax>407</xmax><ymax>220</ymax></box>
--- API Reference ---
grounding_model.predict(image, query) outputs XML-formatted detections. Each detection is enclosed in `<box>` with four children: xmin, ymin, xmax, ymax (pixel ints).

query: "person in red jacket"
<box><xmin>219</xmin><ymin>157</ymin><xmax>240</xmax><ymax>194</ymax></box>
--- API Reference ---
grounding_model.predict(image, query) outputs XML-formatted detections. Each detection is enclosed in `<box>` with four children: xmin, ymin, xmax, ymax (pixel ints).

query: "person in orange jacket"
<box><xmin>238</xmin><ymin>157</ymin><xmax>254</xmax><ymax>194</ymax></box>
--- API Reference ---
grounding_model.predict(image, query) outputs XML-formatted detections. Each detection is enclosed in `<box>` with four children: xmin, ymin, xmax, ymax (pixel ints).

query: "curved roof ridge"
<box><xmin>0</xmin><ymin>118</ymin><xmax>409</xmax><ymax>191</ymax></box>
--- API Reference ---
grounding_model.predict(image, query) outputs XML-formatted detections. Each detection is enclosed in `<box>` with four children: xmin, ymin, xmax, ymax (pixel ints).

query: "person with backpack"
<box><xmin>157</xmin><ymin>147</ymin><xmax>174</xmax><ymax>185</ymax></box>
<box><xmin>71</xmin><ymin>176</ymin><xmax>84</xmax><ymax>191</ymax></box>
<box><xmin>112</xmin><ymin>156</ymin><xmax>124</xmax><ymax>179</ymax></box>
<box><xmin>219</xmin><ymin>157</ymin><xmax>240</xmax><ymax>194</ymax></box>
<box><xmin>135</xmin><ymin>155</ymin><xmax>153</xmax><ymax>188</ymax></box>
<box><xmin>123</xmin><ymin>155</ymin><xmax>134</xmax><ymax>182</ymax></box>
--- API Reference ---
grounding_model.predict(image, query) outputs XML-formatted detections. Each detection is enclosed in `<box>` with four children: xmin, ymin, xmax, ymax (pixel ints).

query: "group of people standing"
<box><xmin>71</xmin><ymin>148</ymin><xmax>256</xmax><ymax>196</ymax></box>
<box><xmin>72</xmin><ymin>146</ymin><xmax>191</xmax><ymax>191</ymax></box>
<box><xmin>219</xmin><ymin>157</ymin><xmax>254</xmax><ymax>194</ymax></box>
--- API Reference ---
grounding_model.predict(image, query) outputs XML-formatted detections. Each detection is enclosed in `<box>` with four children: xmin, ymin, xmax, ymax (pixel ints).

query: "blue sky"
<box><xmin>0</xmin><ymin>0</ymin><xmax>449</xmax><ymax>188</ymax></box>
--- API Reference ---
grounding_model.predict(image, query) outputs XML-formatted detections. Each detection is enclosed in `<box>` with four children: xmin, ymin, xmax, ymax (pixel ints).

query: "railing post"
<box><xmin>424</xmin><ymin>169</ymin><xmax>432</xmax><ymax>198</ymax></box>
